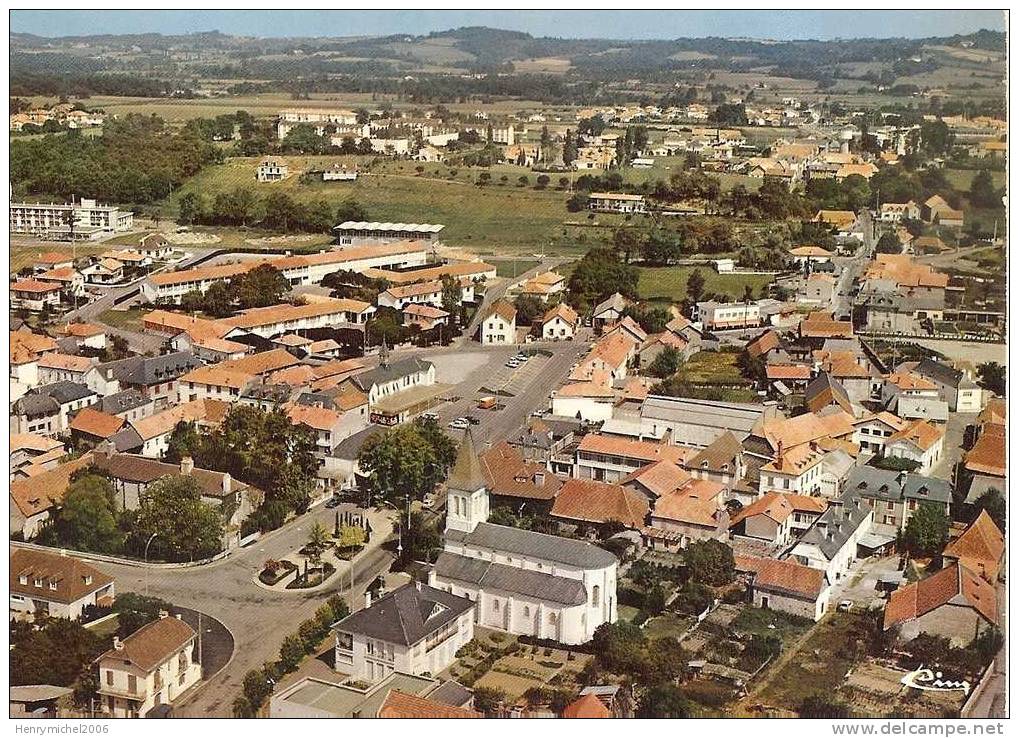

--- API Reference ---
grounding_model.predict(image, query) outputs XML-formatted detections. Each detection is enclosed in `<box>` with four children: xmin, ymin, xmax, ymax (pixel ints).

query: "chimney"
<box><xmin>176</xmin><ymin>613</ymin><xmax>182</xmax><ymax>620</ymax></box>
<box><xmin>180</xmin><ymin>456</ymin><xmax>194</xmax><ymax>476</ymax></box>
<box><xmin>533</xmin><ymin>471</ymin><xmax>545</xmax><ymax>487</ymax></box>
<box><xmin>222</xmin><ymin>472</ymin><xmax>232</xmax><ymax>494</ymax></box>
<box><xmin>364</xmin><ymin>591</ymin><xmax>372</xmax><ymax>609</ymax></box>
<box><xmin>113</xmin><ymin>636</ymin><xmax>124</xmax><ymax>651</ymax></box>
<box><xmin>158</xmin><ymin>609</ymin><xmax>169</xmax><ymax>619</ymax></box>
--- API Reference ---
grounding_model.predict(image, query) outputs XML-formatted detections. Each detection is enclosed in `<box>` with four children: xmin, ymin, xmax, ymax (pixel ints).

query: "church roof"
<box><xmin>447</xmin><ymin>427</ymin><xmax>486</xmax><ymax>492</ymax></box>
<box><xmin>434</xmin><ymin>552</ymin><xmax>587</xmax><ymax>606</ymax></box>
<box><xmin>461</xmin><ymin>522</ymin><xmax>617</xmax><ymax>570</ymax></box>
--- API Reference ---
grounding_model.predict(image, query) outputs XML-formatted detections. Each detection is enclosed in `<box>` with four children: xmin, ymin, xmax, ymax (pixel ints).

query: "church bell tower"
<box><xmin>445</xmin><ymin>426</ymin><xmax>490</xmax><ymax>534</ymax></box>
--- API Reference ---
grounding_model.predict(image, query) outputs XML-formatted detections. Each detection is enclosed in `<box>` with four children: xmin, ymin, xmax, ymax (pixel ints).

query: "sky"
<box><xmin>9</xmin><ymin>9</ymin><xmax>1006</xmax><ymax>41</ymax></box>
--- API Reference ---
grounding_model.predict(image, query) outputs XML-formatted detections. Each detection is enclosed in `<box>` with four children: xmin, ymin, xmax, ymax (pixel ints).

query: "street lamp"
<box><xmin>143</xmin><ymin>533</ymin><xmax>158</xmax><ymax>597</ymax></box>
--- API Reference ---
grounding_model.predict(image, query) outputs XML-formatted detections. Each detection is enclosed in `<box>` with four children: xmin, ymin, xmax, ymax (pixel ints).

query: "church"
<box><xmin>429</xmin><ymin>428</ymin><xmax>618</xmax><ymax>645</ymax></box>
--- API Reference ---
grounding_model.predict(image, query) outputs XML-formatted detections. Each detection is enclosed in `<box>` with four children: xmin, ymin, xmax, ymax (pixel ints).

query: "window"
<box><xmin>592</xmin><ymin>585</ymin><xmax>601</xmax><ymax>607</ymax></box>
<box><xmin>523</xmin><ymin>606</ymin><xmax>530</xmax><ymax>617</ymax></box>
<box><xmin>106</xmin><ymin>670</ymin><xmax>113</xmax><ymax>686</ymax></box>
<box><xmin>493</xmin><ymin>599</ymin><xmax>500</xmax><ymax>612</ymax></box>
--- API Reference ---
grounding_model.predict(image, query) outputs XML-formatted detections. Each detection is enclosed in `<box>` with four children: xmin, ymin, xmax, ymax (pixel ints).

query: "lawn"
<box><xmin>494</xmin><ymin>259</ymin><xmax>540</xmax><ymax>278</ymax></box>
<box><xmin>679</xmin><ymin>350</ymin><xmax>750</xmax><ymax>386</ymax></box>
<box><xmin>730</xmin><ymin>606</ymin><xmax>813</xmax><ymax>642</ymax></box>
<box><xmin>98</xmin><ymin>307</ymin><xmax>146</xmax><ymax>331</ymax></box>
<box><xmin>163</xmin><ymin>155</ymin><xmax>592</xmax><ymax>255</ymax></box>
<box><xmin>636</xmin><ymin>265</ymin><xmax>774</xmax><ymax>303</ymax></box>
<box><xmin>10</xmin><ymin>242</ymin><xmax>106</xmax><ymax>272</ymax></box>
<box><xmin>943</xmin><ymin>167</ymin><xmax>1006</xmax><ymax>192</ymax></box>
<box><xmin>644</xmin><ymin>613</ymin><xmax>695</xmax><ymax>640</ymax></box>
<box><xmin>617</xmin><ymin>604</ymin><xmax>642</xmax><ymax>623</ymax></box>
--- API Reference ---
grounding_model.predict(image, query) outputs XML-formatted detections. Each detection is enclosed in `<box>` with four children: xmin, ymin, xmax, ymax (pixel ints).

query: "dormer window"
<box><xmin>33</xmin><ymin>578</ymin><xmax>43</xmax><ymax>588</ymax></box>
<box><xmin>49</xmin><ymin>580</ymin><xmax>58</xmax><ymax>591</ymax></box>
<box><xmin>19</xmin><ymin>575</ymin><xmax>27</xmax><ymax>585</ymax></box>
<box><xmin>83</xmin><ymin>575</ymin><xmax>93</xmax><ymax>585</ymax></box>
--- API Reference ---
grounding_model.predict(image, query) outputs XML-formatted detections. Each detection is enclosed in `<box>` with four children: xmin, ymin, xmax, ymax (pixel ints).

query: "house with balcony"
<box><xmin>97</xmin><ymin>613</ymin><xmax>201</xmax><ymax>718</ymax></box>
<box><xmin>333</xmin><ymin>582</ymin><xmax>475</xmax><ymax>683</ymax></box>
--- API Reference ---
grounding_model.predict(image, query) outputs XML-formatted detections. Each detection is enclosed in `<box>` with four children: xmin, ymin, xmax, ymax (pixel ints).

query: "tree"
<box><xmin>202</xmin><ymin>280</ymin><xmax>234</xmax><ymax>317</ymax></box>
<box><xmin>685</xmin><ymin>269</ymin><xmax>706</xmax><ymax>305</ymax></box>
<box><xmin>440</xmin><ymin>273</ymin><xmax>463</xmax><ymax>317</ymax></box>
<box><xmin>278</xmin><ymin>633</ymin><xmax>305</xmax><ymax>672</ymax></box>
<box><xmin>305</xmin><ymin>522</ymin><xmax>330</xmax><ymax>565</ymax></box>
<box><xmin>536</xmin><ymin>174</ymin><xmax>551</xmax><ymax>189</ymax></box>
<box><xmin>903</xmin><ymin>502</ymin><xmax>950</xmax><ymax>557</ymax></box>
<box><xmin>178</xmin><ymin>191</ymin><xmax>205</xmax><ymax>225</ymax></box>
<box><xmin>566</xmin><ymin>247</ymin><xmax>639</xmax><ymax>309</ymax></box>
<box><xmin>37</xmin><ymin>473</ymin><xmax>123</xmax><ymax>554</ymax></box>
<box><xmin>231</xmin><ymin>264</ymin><xmax>289</xmax><ymax>309</ymax></box>
<box><xmin>799</xmin><ymin>694</ymin><xmax>850</xmax><ymax>719</ymax></box>
<box><xmin>971</xmin><ymin>488</ymin><xmax>1005</xmax><ymax>531</ymax></box>
<box><xmin>131</xmin><ymin>475</ymin><xmax>224</xmax><ymax>562</ymax></box>
<box><xmin>113</xmin><ymin>592</ymin><xmax>175</xmax><ymax>639</ymax></box>
<box><xmin>335</xmin><ymin>198</ymin><xmax>368</xmax><ymax>223</ymax></box>
<box><xmin>875</xmin><ymin>232</ymin><xmax>903</xmax><ymax>254</ymax></box>
<box><xmin>647</xmin><ymin>346</ymin><xmax>682</xmax><ymax>378</ymax></box>
<box><xmin>977</xmin><ymin>362</ymin><xmax>1005</xmax><ymax>396</ymax></box>
<box><xmin>709</xmin><ymin>103</ymin><xmax>748</xmax><ymax>126</ymax></box>
<box><xmin>592</xmin><ymin>621</ymin><xmax>648</xmax><ymax>675</ymax></box>
<box><xmin>357</xmin><ymin>421</ymin><xmax>455</xmax><ymax>506</ymax></box>
<box><xmin>969</xmin><ymin>169</ymin><xmax>1000</xmax><ymax>209</ymax></box>
<box><xmin>612</xmin><ymin>227</ymin><xmax>640</xmax><ymax>263</ymax></box>
<box><xmin>684</xmin><ymin>539</ymin><xmax>735</xmax><ymax>586</ymax></box>
<box><xmin>637</xmin><ymin>684</ymin><xmax>692</xmax><ymax>718</ymax></box>
<box><xmin>11</xmin><ymin>617</ymin><xmax>105</xmax><ymax>688</ymax></box>
<box><xmin>563</xmin><ymin>128</ymin><xmax>577</xmax><ymax>164</ymax></box>
<box><xmin>514</xmin><ymin>294</ymin><xmax>545</xmax><ymax>326</ymax></box>
<box><xmin>472</xmin><ymin>686</ymin><xmax>506</xmax><ymax>715</ymax></box>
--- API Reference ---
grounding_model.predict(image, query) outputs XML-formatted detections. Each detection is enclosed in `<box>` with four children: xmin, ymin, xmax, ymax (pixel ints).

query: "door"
<box><xmin>761</xmin><ymin>596</ymin><xmax>770</xmax><ymax>609</ymax></box>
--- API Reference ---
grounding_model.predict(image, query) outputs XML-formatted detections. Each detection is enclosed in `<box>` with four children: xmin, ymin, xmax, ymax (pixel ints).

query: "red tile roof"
<box><xmin>69</xmin><ymin>407</ymin><xmax>126</xmax><ymax>439</ymax></box>
<box><xmin>883</xmin><ymin>563</ymin><xmax>997</xmax><ymax>630</ymax></box>
<box><xmin>480</xmin><ymin>442</ymin><xmax>563</xmax><ymax>502</ymax></box>
<box><xmin>377</xmin><ymin>690</ymin><xmax>481</xmax><ymax>718</ymax></box>
<box><xmin>97</xmin><ymin>615</ymin><xmax>196</xmax><ymax>672</ymax></box>
<box><xmin>552</xmin><ymin>479</ymin><xmax>649</xmax><ymax>529</ymax></box>
<box><xmin>735</xmin><ymin>555</ymin><xmax>827</xmax><ymax>600</ymax></box>
<box><xmin>562</xmin><ymin>693</ymin><xmax>611</xmax><ymax>718</ymax></box>
<box><xmin>943</xmin><ymin>511</ymin><xmax>1004</xmax><ymax>582</ymax></box>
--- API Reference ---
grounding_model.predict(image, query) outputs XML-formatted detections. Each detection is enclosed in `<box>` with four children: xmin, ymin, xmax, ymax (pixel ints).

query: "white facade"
<box><xmin>480</xmin><ymin>312</ymin><xmax>516</xmax><ymax>344</ymax></box>
<box><xmin>542</xmin><ymin>315</ymin><xmax>576</xmax><ymax>340</ymax></box>
<box><xmin>10</xmin><ymin>199</ymin><xmax>134</xmax><ymax>237</ymax></box>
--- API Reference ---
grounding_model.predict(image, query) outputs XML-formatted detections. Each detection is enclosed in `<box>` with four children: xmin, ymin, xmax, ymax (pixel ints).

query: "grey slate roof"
<box><xmin>641</xmin><ymin>395</ymin><xmax>773</xmax><ymax>438</ymax></box>
<box><xmin>462</xmin><ymin>522</ymin><xmax>617</xmax><ymax>569</ymax></box>
<box><xmin>845</xmin><ymin>466</ymin><xmax>951</xmax><ymax>506</ymax></box>
<box><xmin>100</xmin><ymin>389</ymin><xmax>150</xmax><ymax>416</ymax></box>
<box><xmin>332</xmin><ymin>582</ymin><xmax>473</xmax><ymax>646</ymax></box>
<box><xmin>915</xmin><ymin>358</ymin><xmax>977</xmax><ymax>390</ymax></box>
<box><xmin>592</xmin><ymin>292</ymin><xmax>627</xmax><ymax>318</ymax></box>
<box><xmin>351</xmin><ymin>357</ymin><xmax>433</xmax><ymax>392</ymax></box>
<box><xmin>447</xmin><ymin>427</ymin><xmax>486</xmax><ymax>492</ymax></box>
<box><xmin>99</xmin><ymin>351</ymin><xmax>200</xmax><ymax>387</ymax></box>
<box><xmin>893</xmin><ymin>396</ymin><xmax>950</xmax><ymax>423</ymax></box>
<box><xmin>425</xmin><ymin>680</ymin><xmax>474</xmax><ymax>708</ymax></box>
<box><xmin>109</xmin><ymin>426</ymin><xmax>144</xmax><ymax>453</ymax></box>
<box><xmin>34</xmin><ymin>381</ymin><xmax>95</xmax><ymax>405</ymax></box>
<box><xmin>434</xmin><ymin>552</ymin><xmax>587</xmax><ymax>606</ymax></box>
<box><xmin>792</xmin><ymin>491</ymin><xmax>873</xmax><ymax>561</ymax></box>
<box><xmin>805</xmin><ymin>372</ymin><xmax>852</xmax><ymax>410</ymax></box>
<box><xmin>13</xmin><ymin>394</ymin><xmax>60</xmax><ymax>417</ymax></box>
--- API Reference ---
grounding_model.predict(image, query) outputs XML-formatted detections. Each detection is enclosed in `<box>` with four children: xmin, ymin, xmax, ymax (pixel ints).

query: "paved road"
<box><xmin>464</xmin><ymin>257</ymin><xmax>571</xmax><ymax>337</ymax></box>
<box><xmin>76</xmin><ymin>502</ymin><xmax>396</xmax><ymax>717</ymax></box>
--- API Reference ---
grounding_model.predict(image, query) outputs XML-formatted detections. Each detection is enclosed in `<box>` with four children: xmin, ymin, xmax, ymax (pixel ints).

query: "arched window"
<box><xmin>548</xmin><ymin>612</ymin><xmax>557</xmax><ymax>626</ymax></box>
<box><xmin>493</xmin><ymin>599</ymin><xmax>500</xmax><ymax>612</ymax></box>
<box><xmin>523</xmin><ymin>606</ymin><xmax>530</xmax><ymax>618</ymax></box>
<box><xmin>591</xmin><ymin>585</ymin><xmax>601</xmax><ymax>607</ymax></box>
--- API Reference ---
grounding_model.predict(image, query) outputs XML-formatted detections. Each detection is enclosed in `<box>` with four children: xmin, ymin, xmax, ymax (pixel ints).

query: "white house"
<box><xmin>479</xmin><ymin>300</ymin><xmax>516</xmax><ymax>344</ymax></box>
<box><xmin>541</xmin><ymin>303</ymin><xmax>579</xmax><ymax>340</ymax></box>
<box><xmin>737</xmin><ymin>556</ymin><xmax>831</xmax><ymax>622</ymax></box>
<box><xmin>332</xmin><ymin>582</ymin><xmax>475</xmax><ymax>683</ymax></box>
<box><xmin>430</xmin><ymin>429</ymin><xmax>618</xmax><ymax>645</ymax></box>
<box><xmin>884</xmin><ymin>420</ymin><xmax>945</xmax><ymax>474</ymax></box>
<box><xmin>695</xmin><ymin>301</ymin><xmax>762</xmax><ymax>331</ymax></box>
<box><xmin>11</xmin><ymin>280</ymin><xmax>62</xmax><ymax>311</ymax></box>
<box><xmin>550</xmin><ymin>382</ymin><xmax>615</xmax><ymax>423</ymax></box>
<box><xmin>912</xmin><ymin>359</ymin><xmax>984</xmax><ymax>413</ymax></box>
<box><xmin>256</xmin><ymin>157</ymin><xmax>288</xmax><ymax>182</ymax></box>
<box><xmin>785</xmin><ymin>493</ymin><xmax>874</xmax><ymax>583</ymax></box>
<box><xmin>10</xmin><ymin>548</ymin><xmax>115</xmax><ymax>620</ymax></box>
<box><xmin>96</xmin><ymin>613</ymin><xmax>202</xmax><ymax>718</ymax></box>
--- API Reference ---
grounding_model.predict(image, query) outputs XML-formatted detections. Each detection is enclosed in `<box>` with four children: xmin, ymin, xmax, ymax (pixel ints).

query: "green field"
<box><xmin>98</xmin><ymin>308</ymin><xmax>145</xmax><ymax>331</ymax></box>
<box><xmin>636</xmin><ymin>265</ymin><xmax>774</xmax><ymax>303</ymax></box>
<box><xmin>164</xmin><ymin>155</ymin><xmax>607</xmax><ymax>255</ymax></box>
<box><xmin>494</xmin><ymin>259</ymin><xmax>539</xmax><ymax>278</ymax></box>
<box><xmin>943</xmin><ymin>167</ymin><xmax>1006</xmax><ymax>191</ymax></box>
<box><xmin>680</xmin><ymin>351</ymin><xmax>750</xmax><ymax>386</ymax></box>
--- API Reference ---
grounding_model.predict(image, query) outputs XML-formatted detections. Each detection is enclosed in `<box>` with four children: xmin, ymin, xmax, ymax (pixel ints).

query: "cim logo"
<box><xmin>900</xmin><ymin>667</ymin><xmax>972</xmax><ymax>695</ymax></box>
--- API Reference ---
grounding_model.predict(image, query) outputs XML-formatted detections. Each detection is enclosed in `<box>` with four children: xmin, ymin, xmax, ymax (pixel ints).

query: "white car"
<box><xmin>448</xmin><ymin>419</ymin><xmax>468</xmax><ymax>430</ymax></box>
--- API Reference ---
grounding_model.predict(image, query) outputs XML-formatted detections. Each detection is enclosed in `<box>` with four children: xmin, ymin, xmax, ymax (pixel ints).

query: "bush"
<box><xmin>681</xmin><ymin>679</ymin><xmax>735</xmax><ymax>707</ymax></box>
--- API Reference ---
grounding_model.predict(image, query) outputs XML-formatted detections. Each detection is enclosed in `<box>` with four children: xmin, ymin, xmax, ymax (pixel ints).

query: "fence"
<box><xmin>10</xmin><ymin>539</ymin><xmax>230</xmax><ymax>569</ymax></box>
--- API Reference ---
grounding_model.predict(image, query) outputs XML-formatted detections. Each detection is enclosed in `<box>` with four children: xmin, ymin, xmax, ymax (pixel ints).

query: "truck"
<box><xmin>477</xmin><ymin>396</ymin><xmax>497</xmax><ymax>410</ymax></box>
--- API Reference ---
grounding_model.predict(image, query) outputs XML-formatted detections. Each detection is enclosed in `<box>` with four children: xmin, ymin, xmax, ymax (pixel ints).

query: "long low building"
<box><xmin>332</xmin><ymin>221</ymin><xmax>445</xmax><ymax>247</ymax></box>
<box><xmin>11</xmin><ymin>198</ymin><xmax>134</xmax><ymax>239</ymax></box>
<box><xmin>362</xmin><ymin>261</ymin><xmax>496</xmax><ymax>285</ymax></box>
<box><xmin>220</xmin><ymin>298</ymin><xmax>374</xmax><ymax>338</ymax></box>
<box><xmin>142</xmin><ymin>242</ymin><xmax>430</xmax><ymax>303</ymax></box>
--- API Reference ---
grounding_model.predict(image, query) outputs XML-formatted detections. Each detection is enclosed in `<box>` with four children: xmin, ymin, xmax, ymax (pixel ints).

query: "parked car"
<box><xmin>325</xmin><ymin>495</ymin><xmax>343</xmax><ymax>509</ymax></box>
<box><xmin>465</xmin><ymin>415</ymin><xmax>481</xmax><ymax>425</ymax></box>
<box><xmin>448</xmin><ymin>418</ymin><xmax>468</xmax><ymax>430</ymax></box>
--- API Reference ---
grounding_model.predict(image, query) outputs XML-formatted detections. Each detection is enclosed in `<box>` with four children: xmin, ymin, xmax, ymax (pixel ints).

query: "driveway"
<box><xmin>829</xmin><ymin>555</ymin><xmax>902</xmax><ymax>609</ymax></box>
